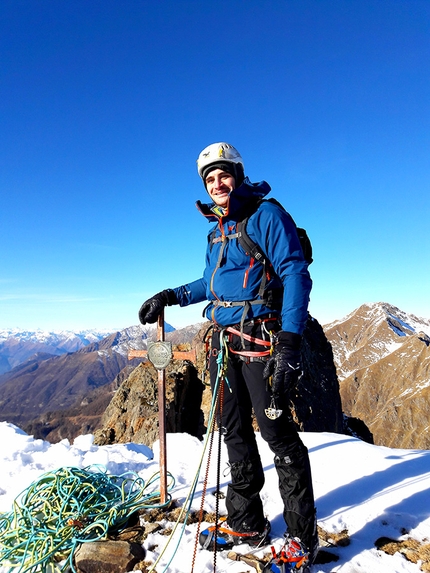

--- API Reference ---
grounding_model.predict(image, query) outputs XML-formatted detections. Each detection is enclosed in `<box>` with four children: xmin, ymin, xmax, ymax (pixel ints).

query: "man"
<box><xmin>138</xmin><ymin>143</ymin><xmax>317</xmax><ymax>569</ymax></box>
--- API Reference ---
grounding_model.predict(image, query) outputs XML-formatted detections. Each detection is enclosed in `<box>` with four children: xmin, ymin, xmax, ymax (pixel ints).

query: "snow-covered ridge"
<box><xmin>108</xmin><ymin>325</ymin><xmax>150</xmax><ymax>356</ymax></box>
<box><xmin>0</xmin><ymin>322</ymin><xmax>176</xmax><ymax>347</ymax></box>
<box><xmin>325</xmin><ymin>301</ymin><xmax>430</xmax><ymax>337</ymax></box>
<box><xmin>0</xmin><ymin>328</ymin><xmax>115</xmax><ymax>347</ymax></box>
<box><xmin>0</xmin><ymin>324</ymin><xmax>180</xmax><ymax>374</ymax></box>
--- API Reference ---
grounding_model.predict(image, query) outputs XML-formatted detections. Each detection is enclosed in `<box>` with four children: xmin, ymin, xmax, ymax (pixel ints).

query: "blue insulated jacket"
<box><xmin>172</xmin><ymin>178</ymin><xmax>312</xmax><ymax>335</ymax></box>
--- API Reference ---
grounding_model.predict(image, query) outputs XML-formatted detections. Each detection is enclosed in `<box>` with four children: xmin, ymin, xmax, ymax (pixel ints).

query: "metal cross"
<box><xmin>128</xmin><ymin>311</ymin><xmax>196</xmax><ymax>504</ymax></box>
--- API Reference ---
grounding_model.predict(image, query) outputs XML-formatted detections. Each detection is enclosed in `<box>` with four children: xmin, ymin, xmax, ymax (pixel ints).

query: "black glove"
<box><xmin>263</xmin><ymin>331</ymin><xmax>302</xmax><ymax>401</ymax></box>
<box><xmin>138</xmin><ymin>289</ymin><xmax>178</xmax><ymax>325</ymax></box>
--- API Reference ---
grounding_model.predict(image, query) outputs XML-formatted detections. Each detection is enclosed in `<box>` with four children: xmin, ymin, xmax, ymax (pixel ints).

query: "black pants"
<box><xmin>209</xmin><ymin>322</ymin><xmax>316</xmax><ymax>548</ymax></box>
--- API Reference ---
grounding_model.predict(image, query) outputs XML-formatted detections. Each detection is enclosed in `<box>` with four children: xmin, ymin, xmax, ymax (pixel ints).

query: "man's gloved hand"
<box><xmin>263</xmin><ymin>331</ymin><xmax>302</xmax><ymax>401</ymax></box>
<box><xmin>138</xmin><ymin>289</ymin><xmax>178</xmax><ymax>325</ymax></box>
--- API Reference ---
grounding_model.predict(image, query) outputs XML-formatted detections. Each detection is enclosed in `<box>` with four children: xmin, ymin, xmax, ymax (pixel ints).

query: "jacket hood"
<box><xmin>196</xmin><ymin>177</ymin><xmax>271</xmax><ymax>222</ymax></box>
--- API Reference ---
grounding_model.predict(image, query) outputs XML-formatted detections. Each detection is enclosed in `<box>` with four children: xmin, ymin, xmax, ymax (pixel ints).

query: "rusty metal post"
<box><xmin>128</xmin><ymin>314</ymin><xmax>198</xmax><ymax>505</ymax></box>
<box><xmin>157</xmin><ymin>310</ymin><xmax>168</xmax><ymax>505</ymax></box>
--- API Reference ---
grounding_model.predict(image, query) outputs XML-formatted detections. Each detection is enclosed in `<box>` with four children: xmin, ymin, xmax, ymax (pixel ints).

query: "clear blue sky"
<box><xmin>1</xmin><ymin>0</ymin><xmax>429</xmax><ymax>331</ymax></box>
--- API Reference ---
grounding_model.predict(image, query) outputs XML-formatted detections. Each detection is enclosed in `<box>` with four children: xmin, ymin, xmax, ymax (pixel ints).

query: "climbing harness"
<box><xmin>226</xmin><ymin>322</ymin><xmax>272</xmax><ymax>360</ymax></box>
<box><xmin>0</xmin><ymin>465</ymin><xmax>173</xmax><ymax>573</ymax></box>
<box><xmin>211</xmin><ymin>321</ymin><xmax>283</xmax><ymax>419</ymax></box>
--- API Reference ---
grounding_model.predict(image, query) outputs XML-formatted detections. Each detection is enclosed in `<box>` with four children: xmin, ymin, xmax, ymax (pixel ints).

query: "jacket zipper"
<box><xmin>209</xmin><ymin>220</ymin><xmax>226</xmax><ymax>318</ymax></box>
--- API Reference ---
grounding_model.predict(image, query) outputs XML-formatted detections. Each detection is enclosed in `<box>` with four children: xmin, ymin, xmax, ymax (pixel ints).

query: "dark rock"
<box><xmin>290</xmin><ymin>314</ymin><xmax>344</xmax><ymax>433</ymax></box>
<box><xmin>343</xmin><ymin>415</ymin><xmax>374</xmax><ymax>444</ymax></box>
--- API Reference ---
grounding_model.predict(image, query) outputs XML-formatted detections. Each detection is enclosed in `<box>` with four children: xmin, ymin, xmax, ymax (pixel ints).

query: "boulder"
<box><xmin>74</xmin><ymin>540</ymin><xmax>145</xmax><ymax>573</ymax></box>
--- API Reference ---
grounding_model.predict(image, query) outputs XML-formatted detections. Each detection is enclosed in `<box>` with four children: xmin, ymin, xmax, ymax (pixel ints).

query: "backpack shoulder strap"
<box><xmin>237</xmin><ymin>219</ymin><xmax>266</xmax><ymax>262</ymax></box>
<box><xmin>236</xmin><ymin>200</ymin><xmax>270</xmax><ymax>298</ymax></box>
<box><xmin>237</xmin><ymin>197</ymin><xmax>313</xmax><ymax>265</ymax></box>
<box><xmin>208</xmin><ymin>226</ymin><xmax>217</xmax><ymax>250</ymax></box>
<box><xmin>236</xmin><ymin>199</ymin><xmax>266</xmax><ymax>262</ymax></box>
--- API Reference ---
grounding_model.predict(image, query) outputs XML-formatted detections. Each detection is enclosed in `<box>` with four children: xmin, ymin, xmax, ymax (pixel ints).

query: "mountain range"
<box><xmin>0</xmin><ymin>323</ymin><xmax>182</xmax><ymax>375</ymax></box>
<box><xmin>0</xmin><ymin>322</ymin><xmax>203</xmax><ymax>441</ymax></box>
<box><xmin>1</xmin><ymin>303</ymin><xmax>429</xmax><ymax>449</ymax></box>
<box><xmin>324</xmin><ymin>302</ymin><xmax>430</xmax><ymax>449</ymax></box>
<box><xmin>0</xmin><ymin>328</ymin><xmax>113</xmax><ymax>374</ymax></box>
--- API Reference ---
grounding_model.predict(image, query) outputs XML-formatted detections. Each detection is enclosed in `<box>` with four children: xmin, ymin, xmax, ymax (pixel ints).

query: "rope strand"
<box><xmin>0</xmin><ymin>465</ymin><xmax>173</xmax><ymax>573</ymax></box>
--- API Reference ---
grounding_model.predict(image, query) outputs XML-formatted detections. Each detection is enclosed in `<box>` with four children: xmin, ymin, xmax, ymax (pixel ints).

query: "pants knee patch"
<box><xmin>226</xmin><ymin>458</ymin><xmax>265</xmax><ymax>532</ymax></box>
<box><xmin>230</xmin><ymin>459</ymin><xmax>265</xmax><ymax>493</ymax></box>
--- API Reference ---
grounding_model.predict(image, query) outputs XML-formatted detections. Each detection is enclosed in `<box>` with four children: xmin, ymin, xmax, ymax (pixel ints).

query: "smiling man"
<box><xmin>204</xmin><ymin>168</ymin><xmax>235</xmax><ymax>207</ymax></box>
<box><xmin>138</xmin><ymin>142</ymin><xmax>317</xmax><ymax>572</ymax></box>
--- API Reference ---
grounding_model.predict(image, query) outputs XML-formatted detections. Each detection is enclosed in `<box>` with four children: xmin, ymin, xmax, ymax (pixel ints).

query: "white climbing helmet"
<box><xmin>197</xmin><ymin>142</ymin><xmax>244</xmax><ymax>180</ymax></box>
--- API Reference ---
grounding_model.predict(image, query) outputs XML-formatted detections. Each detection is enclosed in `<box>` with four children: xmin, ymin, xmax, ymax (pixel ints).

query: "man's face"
<box><xmin>205</xmin><ymin>168</ymin><xmax>236</xmax><ymax>207</ymax></box>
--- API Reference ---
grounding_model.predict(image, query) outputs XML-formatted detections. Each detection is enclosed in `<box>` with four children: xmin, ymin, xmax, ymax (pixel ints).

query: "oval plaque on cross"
<box><xmin>147</xmin><ymin>341</ymin><xmax>173</xmax><ymax>370</ymax></box>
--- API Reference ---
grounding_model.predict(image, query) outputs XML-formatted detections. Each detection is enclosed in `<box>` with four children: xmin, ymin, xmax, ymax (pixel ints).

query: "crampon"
<box><xmin>263</xmin><ymin>537</ymin><xmax>310</xmax><ymax>572</ymax></box>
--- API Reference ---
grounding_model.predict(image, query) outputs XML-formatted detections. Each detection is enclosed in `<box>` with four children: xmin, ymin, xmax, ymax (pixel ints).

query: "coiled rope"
<box><xmin>0</xmin><ymin>464</ymin><xmax>174</xmax><ymax>573</ymax></box>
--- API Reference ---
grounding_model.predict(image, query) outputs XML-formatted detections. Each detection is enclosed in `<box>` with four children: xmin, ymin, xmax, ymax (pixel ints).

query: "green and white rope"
<box><xmin>0</xmin><ymin>464</ymin><xmax>174</xmax><ymax>573</ymax></box>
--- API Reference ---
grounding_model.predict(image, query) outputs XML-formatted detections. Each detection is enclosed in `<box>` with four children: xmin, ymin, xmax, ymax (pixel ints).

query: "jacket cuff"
<box><xmin>276</xmin><ymin>331</ymin><xmax>302</xmax><ymax>350</ymax></box>
<box><xmin>164</xmin><ymin>288</ymin><xmax>179</xmax><ymax>306</ymax></box>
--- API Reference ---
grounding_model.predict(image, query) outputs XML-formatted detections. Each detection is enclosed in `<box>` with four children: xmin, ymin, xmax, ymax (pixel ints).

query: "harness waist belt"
<box><xmin>206</xmin><ymin>299</ymin><xmax>274</xmax><ymax>350</ymax></box>
<box><xmin>226</xmin><ymin>326</ymin><xmax>272</xmax><ymax>347</ymax></box>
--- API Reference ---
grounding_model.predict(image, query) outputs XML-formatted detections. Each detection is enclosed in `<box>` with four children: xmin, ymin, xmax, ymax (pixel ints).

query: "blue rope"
<box><xmin>0</xmin><ymin>465</ymin><xmax>174</xmax><ymax>573</ymax></box>
<box><xmin>216</xmin><ymin>330</ymin><xmax>231</xmax><ymax>393</ymax></box>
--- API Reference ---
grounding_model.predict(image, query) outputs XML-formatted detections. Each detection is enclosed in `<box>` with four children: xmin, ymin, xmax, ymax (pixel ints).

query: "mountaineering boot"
<box><xmin>199</xmin><ymin>517</ymin><xmax>271</xmax><ymax>551</ymax></box>
<box><xmin>263</xmin><ymin>536</ymin><xmax>310</xmax><ymax>573</ymax></box>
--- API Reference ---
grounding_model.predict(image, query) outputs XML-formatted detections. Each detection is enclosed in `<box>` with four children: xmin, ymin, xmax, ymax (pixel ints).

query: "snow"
<box><xmin>0</xmin><ymin>328</ymin><xmax>114</xmax><ymax>345</ymax></box>
<box><xmin>0</xmin><ymin>422</ymin><xmax>429</xmax><ymax>573</ymax></box>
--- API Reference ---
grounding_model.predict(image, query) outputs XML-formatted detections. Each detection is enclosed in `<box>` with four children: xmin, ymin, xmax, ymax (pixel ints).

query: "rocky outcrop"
<box><xmin>94</xmin><ymin>357</ymin><xmax>205</xmax><ymax>447</ymax></box>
